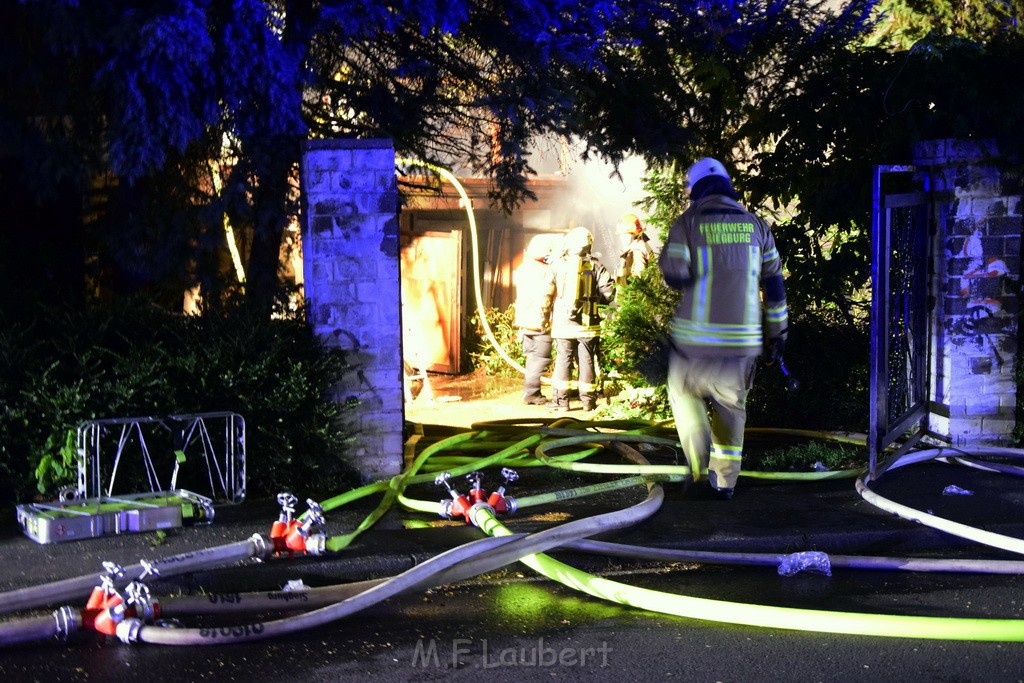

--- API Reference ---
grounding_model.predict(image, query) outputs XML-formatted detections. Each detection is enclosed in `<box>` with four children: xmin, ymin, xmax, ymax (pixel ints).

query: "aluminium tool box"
<box><xmin>15</xmin><ymin>412</ymin><xmax>246</xmax><ymax>544</ymax></box>
<box><xmin>16</xmin><ymin>490</ymin><xmax>214</xmax><ymax>544</ymax></box>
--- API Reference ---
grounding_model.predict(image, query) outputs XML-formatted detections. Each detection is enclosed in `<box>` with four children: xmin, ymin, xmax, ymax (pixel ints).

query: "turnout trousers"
<box><xmin>667</xmin><ymin>352</ymin><xmax>757</xmax><ymax>490</ymax></box>
<box><xmin>521</xmin><ymin>332</ymin><xmax>552</xmax><ymax>400</ymax></box>
<box><xmin>552</xmin><ymin>337</ymin><xmax>600</xmax><ymax>408</ymax></box>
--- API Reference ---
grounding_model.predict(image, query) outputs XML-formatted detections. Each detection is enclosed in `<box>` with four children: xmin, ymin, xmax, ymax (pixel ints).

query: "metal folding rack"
<box><xmin>16</xmin><ymin>412</ymin><xmax>246</xmax><ymax>543</ymax></box>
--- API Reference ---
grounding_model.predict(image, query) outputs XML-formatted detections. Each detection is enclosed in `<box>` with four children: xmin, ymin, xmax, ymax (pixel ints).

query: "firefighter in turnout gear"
<box><xmin>514</xmin><ymin>234</ymin><xmax>558</xmax><ymax>405</ymax></box>
<box><xmin>659</xmin><ymin>157</ymin><xmax>788</xmax><ymax>499</ymax></box>
<box><xmin>551</xmin><ymin>226</ymin><xmax>615</xmax><ymax>412</ymax></box>
<box><xmin>614</xmin><ymin>213</ymin><xmax>653</xmax><ymax>287</ymax></box>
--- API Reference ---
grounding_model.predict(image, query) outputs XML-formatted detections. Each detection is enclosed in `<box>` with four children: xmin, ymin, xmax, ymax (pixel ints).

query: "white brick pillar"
<box><xmin>917</xmin><ymin>139</ymin><xmax>1022</xmax><ymax>445</ymax></box>
<box><xmin>300</xmin><ymin>139</ymin><xmax>404</xmax><ymax>480</ymax></box>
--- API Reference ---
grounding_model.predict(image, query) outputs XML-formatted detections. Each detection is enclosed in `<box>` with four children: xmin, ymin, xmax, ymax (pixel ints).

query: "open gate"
<box><xmin>868</xmin><ymin>165</ymin><xmax>949</xmax><ymax>478</ymax></box>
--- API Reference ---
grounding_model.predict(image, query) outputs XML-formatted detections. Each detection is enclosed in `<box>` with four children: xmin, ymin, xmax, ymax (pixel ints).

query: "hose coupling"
<box><xmin>116</xmin><ymin>617</ymin><xmax>144</xmax><ymax>644</ymax></box>
<box><xmin>504</xmin><ymin>495</ymin><xmax>518</xmax><ymax>515</ymax></box>
<box><xmin>303</xmin><ymin>533</ymin><xmax>326</xmax><ymax>556</ymax></box>
<box><xmin>126</xmin><ymin>581</ymin><xmax>158</xmax><ymax>622</ymax></box>
<box><xmin>436</xmin><ymin>472</ymin><xmax>472</xmax><ymax>522</ymax></box>
<box><xmin>249</xmin><ymin>532</ymin><xmax>273</xmax><ymax>561</ymax></box>
<box><xmin>468</xmin><ymin>501</ymin><xmax>497</xmax><ymax>528</ymax></box>
<box><xmin>284</xmin><ymin>499</ymin><xmax>326</xmax><ymax>553</ymax></box>
<box><xmin>52</xmin><ymin>605</ymin><xmax>80</xmax><ymax>641</ymax></box>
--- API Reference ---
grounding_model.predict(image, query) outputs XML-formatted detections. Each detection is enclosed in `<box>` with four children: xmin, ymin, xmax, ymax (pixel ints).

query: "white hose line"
<box><xmin>128</xmin><ymin>479</ymin><xmax>665</xmax><ymax>645</ymax></box>
<box><xmin>158</xmin><ymin>579</ymin><xmax>388</xmax><ymax>617</ymax></box>
<box><xmin>873</xmin><ymin>446</ymin><xmax>1024</xmax><ymax>479</ymax></box>
<box><xmin>565</xmin><ymin>538</ymin><xmax>1024</xmax><ymax>574</ymax></box>
<box><xmin>858</xmin><ymin>447</ymin><xmax>1024</xmax><ymax>556</ymax></box>
<box><xmin>122</xmin><ymin>533</ymin><xmax>527</xmax><ymax>645</ymax></box>
<box><xmin>0</xmin><ymin>537</ymin><xmax>268</xmax><ymax>616</ymax></box>
<box><xmin>944</xmin><ymin>456</ymin><xmax>1024</xmax><ymax>477</ymax></box>
<box><xmin>120</xmin><ymin>441</ymin><xmax>668</xmax><ymax>644</ymax></box>
<box><xmin>407</xmin><ymin>480</ymin><xmax>665</xmax><ymax>592</ymax></box>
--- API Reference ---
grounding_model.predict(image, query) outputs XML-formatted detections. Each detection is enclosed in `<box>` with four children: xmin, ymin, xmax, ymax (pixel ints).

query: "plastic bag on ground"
<box><xmin>942</xmin><ymin>485</ymin><xmax>974</xmax><ymax>496</ymax></box>
<box><xmin>777</xmin><ymin>550</ymin><xmax>832</xmax><ymax>577</ymax></box>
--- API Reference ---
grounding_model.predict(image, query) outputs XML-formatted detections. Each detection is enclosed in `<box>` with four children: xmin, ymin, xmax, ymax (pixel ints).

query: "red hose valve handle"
<box><xmin>487</xmin><ymin>491</ymin><xmax>512</xmax><ymax>514</ymax></box>
<box><xmin>466</xmin><ymin>471</ymin><xmax>488</xmax><ymax>504</ymax></box>
<box><xmin>449</xmin><ymin>495</ymin><xmax>473</xmax><ymax>523</ymax></box>
<box><xmin>487</xmin><ymin>468</ymin><xmax>520</xmax><ymax>515</ymax></box>
<box><xmin>90</xmin><ymin>599</ymin><xmax>123</xmax><ymax>636</ymax></box>
<box><xmin>285</xmin><ymin>499</ymin><xmax>326</xmax><ymax>553</ymax></box>
<box><xmin>79</xmin><ymin>563</ymin><xmax>163</xmax><ymax>636</ymax></box>
<box><xmin>82</xmin><ymin>566</ymin><xmax>125</xmax><ymax>635</ymax></box>
<box><xmin>270</xmin><ymin>492</ymin><xmax>301</xmax><ymax>555</ymax></box>
<box><xmin>435</xmin><ymin>472</ymin><xmax>473</xmax><ymax>524</ymax></box>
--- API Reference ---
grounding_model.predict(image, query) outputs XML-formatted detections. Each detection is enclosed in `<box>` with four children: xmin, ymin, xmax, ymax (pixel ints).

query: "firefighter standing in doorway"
<box><xmin>659</xmin><ymin>158</ymin><xmax>788</xmax><ymax>499</ymax></box>
<box><xmin>514</xmin><ymin>234</ymin><xmax>557</xmax><ymax>405</ymax></box>
<box><xmin>614</xmin><ymin>213</ymin><xmax>653</xmax><ymax>286</ymax></box>
<box><xmin>550</xmin><ymin>226</ymin><xmax>615</xmax><ymax>412</ymax></box>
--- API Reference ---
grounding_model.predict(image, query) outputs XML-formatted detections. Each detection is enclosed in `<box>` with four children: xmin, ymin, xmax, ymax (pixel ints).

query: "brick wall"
<box><xmin>916</xmin><ymin>139</ymin><xmax>1022</xmax><ymax>445</ymax></box>
<box><xmin>301</xmin><ymin>139</ymin><xmax>404</xmax><ymax>480</ymax></box>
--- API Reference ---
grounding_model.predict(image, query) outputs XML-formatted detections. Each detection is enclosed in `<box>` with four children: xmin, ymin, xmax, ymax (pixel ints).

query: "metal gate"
<box><xmin>868</xmin><ymin>165</ymin><xmax>947</xmax><ymax>478</ymax></box>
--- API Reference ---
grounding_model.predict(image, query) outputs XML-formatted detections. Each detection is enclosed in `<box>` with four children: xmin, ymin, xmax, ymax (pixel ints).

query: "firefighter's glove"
<box><xmin>765</xmin><ymin>336</ymin><xmax>785</xmax><ymax>363</ymax></box>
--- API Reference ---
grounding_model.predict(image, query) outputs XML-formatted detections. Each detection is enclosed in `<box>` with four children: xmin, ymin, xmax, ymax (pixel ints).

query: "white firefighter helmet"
<box><xmin>564</xmin><ymin>226</ymin><xmax>594</xmax><ymax>256</ymax></box>
<box><xmin>687</xmin><ymin>157</ymin><xmax>731</xmax><ymax>188</ymax></box>
<box><xmin>525</xmin><ymin>234</ymin><xmax>553</xmax><ymax>260</ymax></box>
<box><xmin>617</xmin><ymin>213</ymin><xmax>643</xmax><ymax>236</ymax></box>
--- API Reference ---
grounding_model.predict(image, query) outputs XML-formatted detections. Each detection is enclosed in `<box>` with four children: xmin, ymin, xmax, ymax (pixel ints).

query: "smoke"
<box><xmin>552</xmin><ymin>154</ymin><xmax>650</xmax><ymax>271</ymax></box>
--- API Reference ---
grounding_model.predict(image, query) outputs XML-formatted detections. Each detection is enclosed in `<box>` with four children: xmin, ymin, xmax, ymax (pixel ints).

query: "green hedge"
<box><xmin>745</xmin><ymin>311</ymin><xmax>869</xmax><ymax>434</ymax></box>
<box><xmin>0</xmin><ymin>301</ymin><xmax>361</xmax><ymax>505</ymax></box>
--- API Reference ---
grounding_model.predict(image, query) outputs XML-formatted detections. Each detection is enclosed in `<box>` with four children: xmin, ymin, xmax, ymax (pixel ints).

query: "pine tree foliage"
<box><xmin>867</xmin><ymin>0</ymin><xmax>1024</xmax><ymax>48</ymax></box>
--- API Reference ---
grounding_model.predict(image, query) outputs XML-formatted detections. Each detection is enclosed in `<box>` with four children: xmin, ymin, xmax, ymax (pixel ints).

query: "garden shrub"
<box><xmin>600</xmin><ymin>264</ymin><xmax>678</xmax><ymax>387</ymax></box>
<box><xmin>469</xmin><ymin>304</ymin><xmax>525</xmax><ymax>378</ymax></box>
<box><xmin>745</xmin><ymin>440</ymin><xmax>865</xmax><ymax>473</ymax></box>
<box><xmin>745</xmin><ymin>310</ymin><xmax>870</xmax><ymax>434</ymax></box>
<box><xmin>0</xmin><ymin>300</ymin><xmax>361</xmax><ymax>505</ymax></box>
